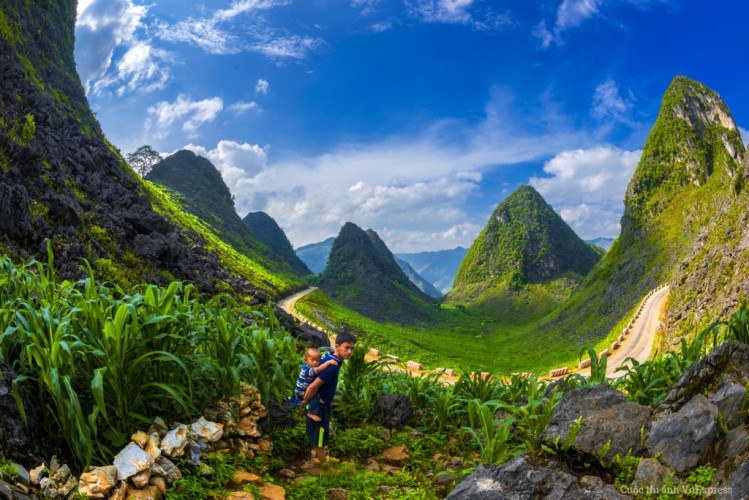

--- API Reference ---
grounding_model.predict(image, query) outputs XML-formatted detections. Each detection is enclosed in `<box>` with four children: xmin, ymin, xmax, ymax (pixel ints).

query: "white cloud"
<box><xmin>183</xmin><ymin>141</ymin><xmax>269</xmax><ymax>189</ymax></box>
<box><xmin>146</xmin><ymin>95</ymin><xmax>224</xmax><ymax>138</ymax></box>
<box><xmin>156</xmin><ymin>0</ymin><xmax>321</xmax><ymax>60</ymax></box>
<box><xmin>407</xmin><ymin>0</ymin><xmax>513</xmax><ymax>30</ymax></box>
<box><xmin>229</xmin><ymin>101</ymin><xmax>261</xmax><ymax>114</ymax></box>
<box><xmin>74</xmin><ymin>0</ymin><xmax>151</xmax><ymax>92</ymax></box>
<box><xmin>534</xmin><ymin>0</ymin><xmax>603</xmax><ymax>48</ymax></box>
<box><xmin>255</xmin><ymin>79</ymin><xmax>270</xmax><ymax>94</ymax></box>
<box><xmin>592</xmin><ymin>79</ymin><xmax>636</xmax><ymax>122</ymax></box>
<box><xmin>251</xmin><ymin>36</ymin><xmax>323</xmax><ymax>60</ymax></box>
<box><xmin>530</xmin><ymin>146</ymin><xmax>642</xmax><ymax>238</ymax></box>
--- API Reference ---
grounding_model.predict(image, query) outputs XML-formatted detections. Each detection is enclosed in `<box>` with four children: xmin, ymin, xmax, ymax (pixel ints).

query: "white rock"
<box><xmin>78</xmin><ymin>466</ymin><xmax>118</xmax><ymax>499</ymax></box>
<box><xmin>160</xmin><ymin>424</ymin><xmax>189</xmax><ymax>457</ymax></box>
<box><xmin>191</xmin><ymin>416</ymin><xmax>224</xmax><ymax>443</ymax></box>
<box><xmin>114</xmin><ymin>442</ymin><xmax>153</xmax><ymax>481</ymax></box>
<box><xmin>145</xmin><ymin>432</ymin><xmax>162</xmax><ymax>461</ymax></box>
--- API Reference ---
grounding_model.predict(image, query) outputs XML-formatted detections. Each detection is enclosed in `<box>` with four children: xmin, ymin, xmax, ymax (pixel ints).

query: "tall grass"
<box><xmin>0</xmin><ymin>249</ymin><xmax>299</xmax><ymax>470</ymax></box>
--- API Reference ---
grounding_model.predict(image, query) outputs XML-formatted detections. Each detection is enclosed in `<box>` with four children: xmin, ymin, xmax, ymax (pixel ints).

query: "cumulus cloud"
<box><xmin>592</xmin><ymin>79</ymin><xmax>636</xmax><ymax>122</ymax></box>
<box><xmin>75</xmin><ymin>0</ymin><xmax>157</xmax><ymax>93</ymax></box>
<box><xmin>183</xmin><ymin>141</ymin><xmax>269</xmax><ymax>189</ymax></box>
<box><xmin>530</xmin><ymin>146</ymin><xmax>642</xmax><ymax>238</ymax></box>
<box><xmin>255</xmin><ymin>79</ymin><xmax>270</xmax><ymax>94</ymax></box>
<box><xmin>146</xmin><ymin>95</ymin><xmax>223</xmax><ymax>138</ymax></box>
<box><xmin>534</xmin><ymin>0</ymin><xmax>603</xmax><ymax>48</ymax></box>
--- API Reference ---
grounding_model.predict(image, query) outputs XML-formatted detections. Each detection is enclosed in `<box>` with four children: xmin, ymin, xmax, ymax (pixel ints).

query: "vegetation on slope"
<box><xmin>318</xmin><ymin>222</ymin><xmax>438</xmax><ymax>324</ymax></box>
<box><xmin>243</xmin><ymin>211</ymin><xmax>311</xmax><ymax>277</ymax></box>
<box><xmin>447</xmin><ymin>185</ymin><xmax>602</xmax><ymax>318</ymax></box>
<box><xmin>146</xmin><ymin>151</ymin><xmax>305</xmax><ymax>292</ymax></box>
<box><xmin>536</xmin><ymin>76</ymin><xmax>746</xmax><ymax>352</ymax></box>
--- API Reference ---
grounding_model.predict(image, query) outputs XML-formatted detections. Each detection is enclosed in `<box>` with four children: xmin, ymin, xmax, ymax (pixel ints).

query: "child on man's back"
<box><xmin>288</xmin><ymin>347</ymin><xmax>338</xmax><ymax>422</ymax></box>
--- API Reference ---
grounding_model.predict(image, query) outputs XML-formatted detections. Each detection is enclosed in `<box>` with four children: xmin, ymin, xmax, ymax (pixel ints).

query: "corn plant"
<box><xmin>427</xmin><ymin>386</ymin><xmax>464</xmax><ymax>433</ymax></box>
<box><xmin>463</xmin><ymin>399</ymin><xmax>515</xmax><ymax>463</ymax></box>
<box><xmin>500</xmin><ymin>382</ymin><xmax>562</xmax><ymax>458</ymax></box>
<box><xmin>727</xmin><ymin>300</ymin><xmax>749</xmax><ymax>345</ymax></box>
<box><xmin>454</xmin><ymin>370</ymin><xmax>502</xmax><ymax>403</ymax></box>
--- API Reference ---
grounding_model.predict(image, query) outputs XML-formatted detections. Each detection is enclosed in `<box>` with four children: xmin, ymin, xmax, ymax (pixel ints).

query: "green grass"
<box><xmin>295</xmin><ymin>289</ymin><xmax>629</xmax><ymax>375</ymax></box>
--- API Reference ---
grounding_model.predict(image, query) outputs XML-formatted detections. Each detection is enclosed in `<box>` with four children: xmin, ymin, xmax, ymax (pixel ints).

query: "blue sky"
<box><xmin>74</xmin><ymin>0</ymin><xmax>749</xmax><ymax>252</ymax></box>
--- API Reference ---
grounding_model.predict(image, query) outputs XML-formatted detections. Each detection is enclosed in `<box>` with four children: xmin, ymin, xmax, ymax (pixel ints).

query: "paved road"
<box><xmin>279</xmin><ymin>287</ymin><xmax>317</xmax><ymax>318</ymax></box>
<box><xmin>577</xmin><ymin>285</ymin><xmax>670</xmax><ymax>378</ymax></box>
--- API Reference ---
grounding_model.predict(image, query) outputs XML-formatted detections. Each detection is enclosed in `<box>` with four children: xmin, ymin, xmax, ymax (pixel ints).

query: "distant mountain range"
<box><xmin>396</xmin><ymin>247</ymin><xmax>468</xmax><ymax>294</ymax></box>
<box><xmin>586</xmin><ymin>237</ymin><xmax>615</xmax><ymax>252</ymax></box>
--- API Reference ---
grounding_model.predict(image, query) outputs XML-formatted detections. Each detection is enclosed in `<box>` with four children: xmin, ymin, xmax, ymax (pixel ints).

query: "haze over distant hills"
<box><xmin>586</xmin><ymin>237</ymin><xmax>615</xmax><ymax>252</ymax></box>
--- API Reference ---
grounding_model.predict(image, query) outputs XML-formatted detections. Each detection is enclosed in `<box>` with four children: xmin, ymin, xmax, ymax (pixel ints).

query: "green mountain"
<box><xmin>296</xmin><ymin>237</ymin><xmax>335</xmax><ymax>274</ymax></box>
<box><xmin>318</xmin><ymin>222</ymin><xmax>437</xmax><ymax>323</ymax></box>
<box><xmin>0</xmin><ymin>1</ymin><xmax>301</xmax><ymax>298</ymax></box>
<box><xmin>397</xmin><ymin>247</ymin><xmax>468</xmax><ymax>294</ymax></box>
<box><xmin>145</xmin><ymin>150</ymin><xmax>304</xmax><ymax>286</ymax></box>
<box><xmin>541</xmin><ymin>76</ymin><xmax>746</xmax><ymax>351</ymax></box>
<box><xmin>243</xmin><ymin>211</ymin><xmax>311</xmax><ymax>276</ymax></box>
<box><xmin>447</xmin><ymin>185</ymin><xmax>602</xmax><ymax>316</ymax></box>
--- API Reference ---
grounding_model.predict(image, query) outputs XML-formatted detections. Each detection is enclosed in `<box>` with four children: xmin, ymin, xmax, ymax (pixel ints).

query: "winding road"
<box><xmin>279</xmin><ymin>285</ymin><xmax>670</xmax><ymax>381</ymax></box>
<box><xmin>577</xmin><ymin>285</ymin><xmax>670</xmax><ymax>378</ymax></box>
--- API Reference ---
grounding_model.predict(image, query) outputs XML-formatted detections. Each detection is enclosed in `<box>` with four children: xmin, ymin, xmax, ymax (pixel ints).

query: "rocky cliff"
<box><xmin>0</xmin><ymin>0</ymin><xmax>302</xmax><ymax>298</ymax></box>
<box><xmin>541</xmin><ymin>76</ymin><xmax>746</xmax><ymax>349</ymax></box>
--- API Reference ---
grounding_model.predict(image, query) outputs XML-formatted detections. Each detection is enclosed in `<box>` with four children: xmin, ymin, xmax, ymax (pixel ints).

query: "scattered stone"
<box><xmin>237</xmin><ymin>417</ymin><xmax>262</xmax><ymax>437</ymax></box>
<box><xmin>257</xmin><ymin>438</ymin><xmax>273</xmax><ymax>452</ymax></box>
<box><xmin>226</xmin><ymin>492</ymin><xmax>255</xmax><ymax>500</ymax></box>
<box><xmin>130</xmin><ymin>470</ymin><xmax>151</xmax><ymax>489</ymax></box>
<box><xmin>132</xmin><ymin>431</ymin><xmax>149</xmax><ymax>449</ymax></box>
<box><xmin>326</xmin><ymin>487</ymin><xmax>349</xmax><ymax>500</ymax></box>
<box><xmin>29</xmin><ymin>464</ymin><xmax>46</xmax><ymax>486</ymax></box>
<box><xmin>441</xmin><ymin>457</ymin><xmax>464</xmax><ymax>472</ymax></box>
<box><xmin>366</xmin><ymin>458</ymin><xmax>381</xmax><ymax>473</ymax></box>
<box><xmin>720</xmin><ymin>427</ymin><xmax>749</xmax><ymax>462</ymax></box>
<box><xmin>109</xmin><ymin>480</ymin><xmax>129</xmax><ymax>500</ymax></box>
<box><xmin>432</xmin><ymin>473</ymin><xmax>456</xmax><ymax>497</ymax></box>
<box><xmin>114</xmin><ymin>442</ymin><xmax>153</xmax><ymax>481</ymax></box>
<box><xmin>278</xmin><ymin>469</ymin><xmax>296</xmax><ymax>481</ymax></box>
<box><xmin>632</xmin><ymin>458</ymin><xmax>673</xmax><ymax>490</ymax></box>
<box><xmin>78</xmin><ymin>465</ymin><xmax>118</xmax><ymax>499</ymax></box>
<box><xmin>374</xmin><ymin>394</ymin><xmax>413</xmax><ymax>429</ymax></box>
<box><xmin>148</xmin><ymin>475</ymin><xmax>167</xmax><ymax>498</ymax></box>
<box><xmin>258</xmin><ymin>483</ymin><xmax>286</xmax><ymax>500</ymax></box>
<box><xmin>230</xmin><ymin>470</ymin><xmax>262</xmax><ymax>488</ymax></box>
<box><xmin>145</xmin><ymin>433</ymin><xmax>161</xmax><ymax>461</ymax></box>
<box><xmin>646</xmin><ymin>395</ymin><xmax>718</xmax><ymax>471</ymax></box>
<box><xmin>153</xmin><ymin>456</ymin><xmax>182</xmax><ymax>486</ymax></box>
<box><xmin>190</xmin><ymin>416</ymin><xmax>223</xmax><ymax>443</ymax></box>
<box><xmin>379</xmin><ymin>445</ymin><xmax>409</xmax><ymax>467</ymax></box>
<box><xmin>124</xmin><ymin>484</ymin><xmax>163</xmax><ymax>500</ymax></box>
<box><xmin>149</xmin><ymin>417</ymin><xmax>168</xmax><ymax>438</ymax></box>
<box><xmin>160</xmin><ymin>424</ymin><xmax>189</xmax><ymax>457</ymax></box>
<box><xmin>707</xmin><ymin>374</ymin><xmax>747</xmax><ymax>430</ymax></box>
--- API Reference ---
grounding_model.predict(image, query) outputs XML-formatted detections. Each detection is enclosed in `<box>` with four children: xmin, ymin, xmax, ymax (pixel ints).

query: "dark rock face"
<box><xmin>0</xmin><ymin>362</ymin><xmax>45</xmax><ymax>465</ymax></box>
<box><xmin>646</xmin><ymin>395</ymin><xmax>718</xmax><ymax>472</ymax></box>
<box><xmin>446</xmin><ymin>457</ymin><xmax>628</xmax><ymax>500</ymax></box>
<box><xmin>374</xmin><ymin>394</ymin><xmax>413</xmax><ymax>429</ymax></box>
<box><xmin>541</xmin><ymin>384</ymin><xmax>651</xmax><ymax>462</ymax></box>
<box><xmin>0</xmin><ymin>181</ymin><xmax>31</xmax><ymax>239</ymax></box>
<box><xmin>656</xmin><ymin>342</ymin><xmax>749</xmax><ymax>416</ymax></box>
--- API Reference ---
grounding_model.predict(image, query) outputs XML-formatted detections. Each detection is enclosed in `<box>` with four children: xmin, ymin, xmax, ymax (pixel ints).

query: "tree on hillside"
<box><xmin>127</xmin><ymin>145</ymin><xmax>162</xmax><ymax>177</ymax></box>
